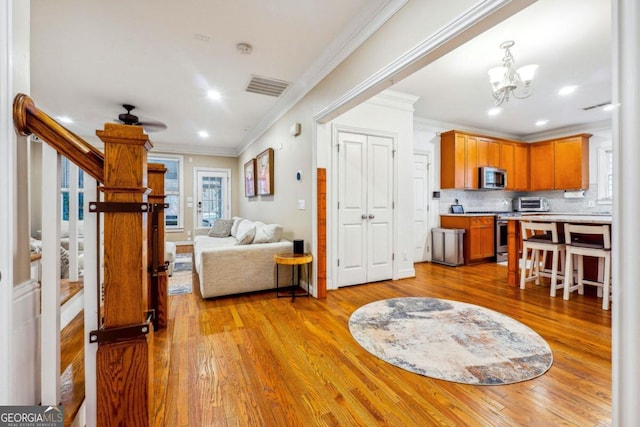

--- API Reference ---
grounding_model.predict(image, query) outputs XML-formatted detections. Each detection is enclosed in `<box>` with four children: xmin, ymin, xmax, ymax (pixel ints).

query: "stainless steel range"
<box><xmin>495</xmin><ymin>212</ymin><xmax>522</xmax><ymax>262</ymax></box>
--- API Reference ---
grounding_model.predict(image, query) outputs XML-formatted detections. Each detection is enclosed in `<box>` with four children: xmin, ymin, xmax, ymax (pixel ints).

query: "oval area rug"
<box><xmin>348</xmin><ymin>297</ymin><xmax>552</xmax><ymax>385</ymax></box>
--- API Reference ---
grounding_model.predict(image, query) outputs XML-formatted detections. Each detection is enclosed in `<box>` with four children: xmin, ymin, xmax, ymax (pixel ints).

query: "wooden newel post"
<box><xmin>94</xmin><ymin>123</ymin><xmax>153</xmax><ymax>426</ymax></box>
<box><xmin>147</xmin><ymin>163</ymin><xmax>168</xmax><ymax>330</ymax></box>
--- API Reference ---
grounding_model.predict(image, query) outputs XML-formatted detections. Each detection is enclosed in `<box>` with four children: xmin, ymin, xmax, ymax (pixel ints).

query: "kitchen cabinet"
<box><xmin>440</xmin><ymin>131</ymin><xmax>499</xmax><ymax>190</ymax></box>
<box><xmin>554</xmin><ymin>135</ymin><xmax>590</xmax><ymax>190</ymax></box>
<box><xmin>500</xmin><ymin>141</ymin><xmax>529</xmax><ymax>190</ymax></box>
<box><xmin>477</xmin><ymin>137</ymin><xmax>500</xmax><ymax>169</ymax></box>
<box><xmin>529</xmin><ymin>134</ymin><xmax>590</xmax><ymax>191</ymax></box>
<box><xmin>440</xmin><ymin>130</ymin><xmax>475</xmax><ymax>189</ymax></box>
<box><xmin>529</xmin><ymin>141</ymin><xmax>555</xmax><ymax>190</ymax></box>
<box><xmin>440</xmin><ymin>215</ymin><xmax>495</xmax><ymax>264</ymax></box>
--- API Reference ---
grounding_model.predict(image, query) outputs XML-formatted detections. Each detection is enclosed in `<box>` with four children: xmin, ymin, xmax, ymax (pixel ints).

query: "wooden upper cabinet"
<box><xmin>465</xmin><ymin>136</ymin><xmax>478</xmax><ymax>189</ymax></box>
<box><xmin>529</xmin><ymin>134</ymin><xmax>590</xmax><ymax>191</ymax></box>
<box><xmin>500</xmin><ymin>141</ymin><xmax>529</xmax><ymax>191</ymax></box>
<box><xmin>554</xmin><ymin>134</ymin><xmax>590</xmax><ymax>190</ymax></box>
<box><xmin>441</xmin><ymin>130</ymin><xmax>588</xmax><ymax>191</ymax></box>
<box><xmin>440</xmin><ymin>130</ymin><xmax>478</xmax><ymax>189</ymax></box>
<box><xmin>477</xmin><ymin>137</ymin><xmax>500</xmax><ymax>169</ymax></box>
<box><xmin>529</xmin><ymin>141</ymin><xmax>555</xmax><ymax>191</ymax></box>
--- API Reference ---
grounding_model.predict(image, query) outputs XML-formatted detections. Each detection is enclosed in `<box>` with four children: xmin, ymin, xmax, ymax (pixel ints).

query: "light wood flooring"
<box><xmin>153</xmin><ymin>262</ymin><xmax>611</xmax><ymax>426</ymax></box>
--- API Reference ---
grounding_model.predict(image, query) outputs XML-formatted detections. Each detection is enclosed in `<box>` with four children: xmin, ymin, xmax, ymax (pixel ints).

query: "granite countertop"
<box><xmin>504</xmin><ymin>213</ymin><xmax>612</xmax><ymax>224</ymax></box>
<box><xmin>440</xmin><ymin>213</ymin><xmax>500</xmax><ymax>217</ymax></box>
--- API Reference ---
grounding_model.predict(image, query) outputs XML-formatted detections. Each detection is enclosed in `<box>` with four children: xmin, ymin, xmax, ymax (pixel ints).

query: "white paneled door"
<box><xmin>413</xmin><ymin>154</ymin><xmax>430</xmax><ymax>262</ymax></box>
<box><xmin>337</xmin><ymin>131</ymin><xmax>394</xmax><ymax>287</ymax></box>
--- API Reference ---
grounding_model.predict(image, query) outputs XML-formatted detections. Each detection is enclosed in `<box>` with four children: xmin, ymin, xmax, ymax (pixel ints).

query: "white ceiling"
<box><xmin>393</xmin><ymin>0</ymin><xmax>612</xmax><ymax>138</ymax></box>
<box><xmin>30</xmin><ymin>0</ymin><xmax>395</xmax><ymax>155</ymax></box>
<box><xmin>30</xmin><ymin>0</ymin><xmax>611</xmax><ymax>156</ymax></box>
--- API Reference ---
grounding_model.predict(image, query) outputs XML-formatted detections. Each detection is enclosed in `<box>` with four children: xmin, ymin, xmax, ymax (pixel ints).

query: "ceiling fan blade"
<box><xmin>139</xmin><ymin>121</ymin><xmax>167</xmax><ymax>132</ymax></box>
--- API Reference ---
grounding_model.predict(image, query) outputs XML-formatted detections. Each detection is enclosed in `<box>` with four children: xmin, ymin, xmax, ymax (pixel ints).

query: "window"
<box><xmin>597</xmin><ymin>147</ymin><xmax>613</xmax><ymax>203</ymax></box>
<box><xmin>61</xmin><ymin>156</ymin><xmax>84</xmax><ymax>220</ymax></box>
<box><xmin>195</xmin><ymin>168</ymin><xmax>230</xmax><ymax>228</ymax></box>
<box><xmin>149</xmin><ymin>155</ymin><xmax>183</xmax><ymax>229</ymax></box>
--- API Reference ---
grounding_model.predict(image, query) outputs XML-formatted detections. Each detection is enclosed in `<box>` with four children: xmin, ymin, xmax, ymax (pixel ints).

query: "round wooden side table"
<box><xmin>274</xmin><ymin>252</ymin><xmax>312</xmax><ymax>301</ymax></box>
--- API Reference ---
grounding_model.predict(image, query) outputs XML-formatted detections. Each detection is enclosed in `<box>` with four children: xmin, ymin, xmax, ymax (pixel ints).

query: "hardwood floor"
<box><xmin>152</xmin><ymin>262</ymin><xmax>611</xmax><ymax>426</ymax></box>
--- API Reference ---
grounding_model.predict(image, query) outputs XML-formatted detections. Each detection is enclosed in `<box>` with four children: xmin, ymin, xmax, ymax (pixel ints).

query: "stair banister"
<box><xmin>13</xmin><ymin>94</ymin><xmax>104</xmax><ymax>182</ymax></box>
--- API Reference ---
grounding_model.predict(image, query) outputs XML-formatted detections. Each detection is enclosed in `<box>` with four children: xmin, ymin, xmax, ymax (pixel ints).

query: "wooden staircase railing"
<box><xmin>13</xmin><ymin>94</ymin><xmax>167</xmax><ymax>426</ymax></box>
<box><xmin>13</xmin><ymin>94</ymin><xmax>104</xmax><ymax>182</ymax></box>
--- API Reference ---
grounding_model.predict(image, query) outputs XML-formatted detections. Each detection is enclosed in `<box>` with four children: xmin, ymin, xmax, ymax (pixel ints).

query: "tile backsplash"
<box><xmin>440</xmin><ymin>186</ymin><xmax>611</xmax><ymax>214</ymax></box>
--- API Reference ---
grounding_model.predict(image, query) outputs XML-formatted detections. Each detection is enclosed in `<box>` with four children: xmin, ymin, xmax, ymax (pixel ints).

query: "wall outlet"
<box><xmin>588</xmin><ymin>201</ymin><xmax>595</xmax><ymax>208</ymax></box>
<box><xmin>297</xmin><ymin>199</ymin><xmax>306</xmax><ymax>210</ymax></box>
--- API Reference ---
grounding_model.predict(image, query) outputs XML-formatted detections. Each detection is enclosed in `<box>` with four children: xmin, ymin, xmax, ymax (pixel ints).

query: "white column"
<box><xmin>68</xmin><ymin>161</ymin><xmax>79</xmax><ymax>282</ymax></box>
<box><xmin>612</xmin><ymin>0</ymin><xmax>640</xmax><ymax>424</ymax></box>
<box><xmin>83</xmin><ymin>178</ymin><xmax>98</xmax><ymax>427</ymax></box>
<box><xmin>41</xmin><ymin>144</ymin><xmax>61</xmax><ymax>405</ymax></box>
<box><xmin>0</xmin><ymin>0</ymin><xmax>15</xmax><ymax>404</ymax></box>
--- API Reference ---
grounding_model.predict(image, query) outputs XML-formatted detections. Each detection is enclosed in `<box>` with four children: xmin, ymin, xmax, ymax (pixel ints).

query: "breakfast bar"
<box><xmin>505</xmin><ymin>214</ymin><xmax>612</xmax><ymax>286</ymax></box>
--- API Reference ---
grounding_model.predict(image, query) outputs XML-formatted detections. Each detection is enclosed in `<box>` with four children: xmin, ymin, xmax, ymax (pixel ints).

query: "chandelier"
<box><xmin>488</xmin><ymin>41</ymin><xmax>538</xmax><ymax>106</ymax></box>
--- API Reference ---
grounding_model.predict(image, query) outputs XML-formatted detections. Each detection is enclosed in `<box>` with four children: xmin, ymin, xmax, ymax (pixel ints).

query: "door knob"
<box><xmin>361</xmin><ymin>214</ymin><xmax>368</xmax><ymax>219</ymax></box>
<box><xmin>368</xmin><ymin>214</ymin><xmax>375</xmax><ymax>219</ymax></box>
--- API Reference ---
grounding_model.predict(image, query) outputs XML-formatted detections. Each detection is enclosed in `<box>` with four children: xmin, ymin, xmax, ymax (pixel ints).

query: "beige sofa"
<box><xmin>194</xmin><ymin>218</ymin><xmax>292</xmax><ymax>298</ymax></box>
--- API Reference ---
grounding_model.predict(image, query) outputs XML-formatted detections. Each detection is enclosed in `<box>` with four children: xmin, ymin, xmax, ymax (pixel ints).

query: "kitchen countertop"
<box><xmin>440</xmin><ymin>213</ymin><xmax>502</xmax><ymax>217</ymax></box>
<box><xmin>503</xmin><ymin>213</ymin><xmax>612</xmax><ymax>224</ymax></box>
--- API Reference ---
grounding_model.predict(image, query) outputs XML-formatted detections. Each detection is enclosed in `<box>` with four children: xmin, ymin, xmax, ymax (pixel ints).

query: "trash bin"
<box><xmin>431</xmin><ymin>228</ymin><xmax>465</xmax><ymax>266</ymax></box>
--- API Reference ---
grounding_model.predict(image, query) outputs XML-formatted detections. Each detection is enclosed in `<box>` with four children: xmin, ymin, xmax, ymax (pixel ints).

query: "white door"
<box><xmin>413</xmin><ymin>154</ymin><xmax>430</xmax><ymax>262</ymax></box>
<box><xmin>195</xmin><ymin>169</ymin><xmax>230</xmax><ymax>229</ymax></box>
<box><xmin>337</xmin><ymin>132</ymin><xmax>394</xmax><ymax>286</ymax></box>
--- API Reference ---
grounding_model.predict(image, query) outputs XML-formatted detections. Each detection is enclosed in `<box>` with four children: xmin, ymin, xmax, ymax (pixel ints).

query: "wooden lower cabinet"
<box><xmin>440</xmin><ymin>215</ymin><xmax>495</xmax><ymax>265</ymax></box>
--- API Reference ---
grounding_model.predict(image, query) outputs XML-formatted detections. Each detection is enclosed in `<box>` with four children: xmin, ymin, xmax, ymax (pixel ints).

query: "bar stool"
<box><xmin>519</xmin><ymin>221</ymin><xmax>566</xmax><ymax>297</ymax></box>
<box><xmin>563</xmin><ymin>223</ymin><xmax>612</xmax><ymax>310</ymax></box>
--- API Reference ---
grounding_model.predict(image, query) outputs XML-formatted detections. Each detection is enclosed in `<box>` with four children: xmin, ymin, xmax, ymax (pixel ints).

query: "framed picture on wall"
<box><xmin>244</xmin><ymin>158</ymin><xmax>257</xmax><ymax>197</ymax></box>
<box><xmin>257</xmin><ymin>148</ymin><xmax>274</xmax><ymax>196</ymax></box>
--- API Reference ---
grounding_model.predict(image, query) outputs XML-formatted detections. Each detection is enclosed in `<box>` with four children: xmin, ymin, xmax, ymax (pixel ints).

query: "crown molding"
<box><xmin>366</xmin><ymin>89</ymin><xmax>420</xmax><ymax>111</ymax></box>
<box><xmin>313</xmin><ymin>0</ymin><xmax>535</xmax><ymax>125</ymax></box>
<box><xmin>238</xmin><ymin>0</ymin><xmax>408</xmax><ymax>155</ymax></box>
<box><xmin>521</xmin><ymin>119</ymin><xmax>612</xmax><ymax>142</ymax></box>
<box><xmin>150</xmin><ymin>142</ymin><xmax>238</xmax><ymax>157</ymax></box>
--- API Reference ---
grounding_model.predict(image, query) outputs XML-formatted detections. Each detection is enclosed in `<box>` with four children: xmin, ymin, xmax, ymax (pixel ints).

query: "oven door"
<box><xmin>496</xmin><ymin>220</ymin><xmax>508</xmax><ymax>262</ymax></box>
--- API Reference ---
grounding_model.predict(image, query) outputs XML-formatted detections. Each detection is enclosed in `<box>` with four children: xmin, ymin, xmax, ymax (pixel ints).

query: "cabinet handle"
<box><xmin>368</xmin><ymin>214</ymin><xmax>375</xmax><ymax>219</ymax></box>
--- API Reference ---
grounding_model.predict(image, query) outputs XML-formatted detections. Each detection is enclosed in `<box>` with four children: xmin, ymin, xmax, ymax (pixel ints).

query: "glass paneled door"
<box><xmin>195</xmin><ymin>168</ymin><xmax>230</xmax><ymax>228</ymax></box>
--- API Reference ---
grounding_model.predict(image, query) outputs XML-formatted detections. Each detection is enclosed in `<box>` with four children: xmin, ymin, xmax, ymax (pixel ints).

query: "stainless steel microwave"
<box><xmin>479</xmin><ymin>167</ymin><xmax>507</xmax><ymax>189</ymax></box>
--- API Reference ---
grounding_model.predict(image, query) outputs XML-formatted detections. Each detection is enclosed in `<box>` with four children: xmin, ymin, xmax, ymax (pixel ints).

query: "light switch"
<box><xmin>297</xmin><ymin>199</ymin><xmax>306</xmax><ymax>210</ymax></box>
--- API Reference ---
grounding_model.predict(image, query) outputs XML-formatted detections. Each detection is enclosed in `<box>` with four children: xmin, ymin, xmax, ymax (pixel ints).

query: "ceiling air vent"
<box><xmin>245</xmin><ymin>75</ymin><xmax>290</xmax><ymax>97</ymax></box>
<box><xmin>582</xmin><ymin>101</ymin><xmax>612</xmax><ymax>111</ymax></box>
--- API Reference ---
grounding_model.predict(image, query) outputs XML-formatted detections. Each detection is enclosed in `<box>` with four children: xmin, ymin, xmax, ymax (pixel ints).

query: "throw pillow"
<box><xmin>208</xmin><ymin>218</ymin><xmax>234</xmax><ymax>237</ymax></box>
<box><xmin>235</xmin><ymin>224</ymin><xmax>256</xmax><ymax>245</ymax></box>
<box><xmin>253</xmin><ymin>223</ymin><xmax>283</xmax><ymax>243</ymax></box>
<box><xmin>234</xmin><ymin>219</ymin><xmax>253</xmax><ymax>240</ymax></box>
<box><xmin>230</xmin><ymin>217</ymin><xmax>243</xmax><ymax>237</ymax></box>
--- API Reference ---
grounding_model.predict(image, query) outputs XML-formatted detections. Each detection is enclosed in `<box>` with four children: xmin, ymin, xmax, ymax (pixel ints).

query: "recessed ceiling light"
<box><xmin>198</xmin><ymin>130</ymin><xmax>209</xmax><ymax>138</ymax></box>
<box><xmin>207</xmin><ymin>90</ymin><xmax>221</xmax><ymax>100</ymax></box>
<box><xmin>558</xmin><ymin>85</ymin><xmax>578</xmax><ymax>96</ymax></box>
<box><xmin>487</xmin><ymin>108</ymin><xmax>501</xmax><ymax>116</ymax></box>
<box><xmin>57</xmin><ymin>116</ymin><xmax>73</xmax><ymax>124</ymax></box>
<box><xmin>535</xmin><ymin>119</ymin><xmax>549</xmax><ymax>126</ymax></box>
<box><xmin>602</xmin><ymin>103</ymin><xmax>616</xmax><ymax>111</ymax></box>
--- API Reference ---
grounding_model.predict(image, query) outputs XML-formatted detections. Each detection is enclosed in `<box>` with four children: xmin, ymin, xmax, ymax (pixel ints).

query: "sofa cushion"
<box><xmin>230</xmin><ymin>217</ymin><xmax>243</xmax><ymax>237</ymax></box>
<box><xmin>235</xmin><ymin>224</ymin><xmax>256</xmax><ymax>245</ymax></box>
<box><xmin>208</xmin><ymin>218</ymin><xmax>234</xmax><ymax>237</ymax></box>
<box><xmin>253</xmin><ymin>223</ymin><xmax>283</xmax><ymax>244</ymax></box>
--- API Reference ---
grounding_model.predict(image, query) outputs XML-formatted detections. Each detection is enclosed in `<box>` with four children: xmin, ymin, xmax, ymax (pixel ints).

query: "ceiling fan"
<box><xmin>115</xmin><ymin>104</ymin><xmax>167</xmax><ymax>132</ymax></box>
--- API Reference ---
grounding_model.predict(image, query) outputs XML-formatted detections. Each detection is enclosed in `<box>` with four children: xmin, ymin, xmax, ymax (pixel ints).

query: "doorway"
<box><xmin>336</xmin><ymin>131</ymin><xmax>394</xmax><ymax>287</ymax></box>
<box><xmin>412</xmin><ymin>153</ymin><xmax>431</xmax><ymax>262</ymax></box>
<box><xmin>194</xmin><ymin>168</ymin><xmax>230</xmax><ymax>229</ymax></box>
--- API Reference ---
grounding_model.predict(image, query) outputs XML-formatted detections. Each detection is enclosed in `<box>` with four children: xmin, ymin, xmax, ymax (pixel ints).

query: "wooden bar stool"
<box><xmin>519</xmin><ymin>221</ymin><xmax>566</xmax><ymax>297</ymax></box>
<box><xmin>563</xmin><ymin>223</ymin><xmax>612</xmax><ymax>310</ymax></box>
